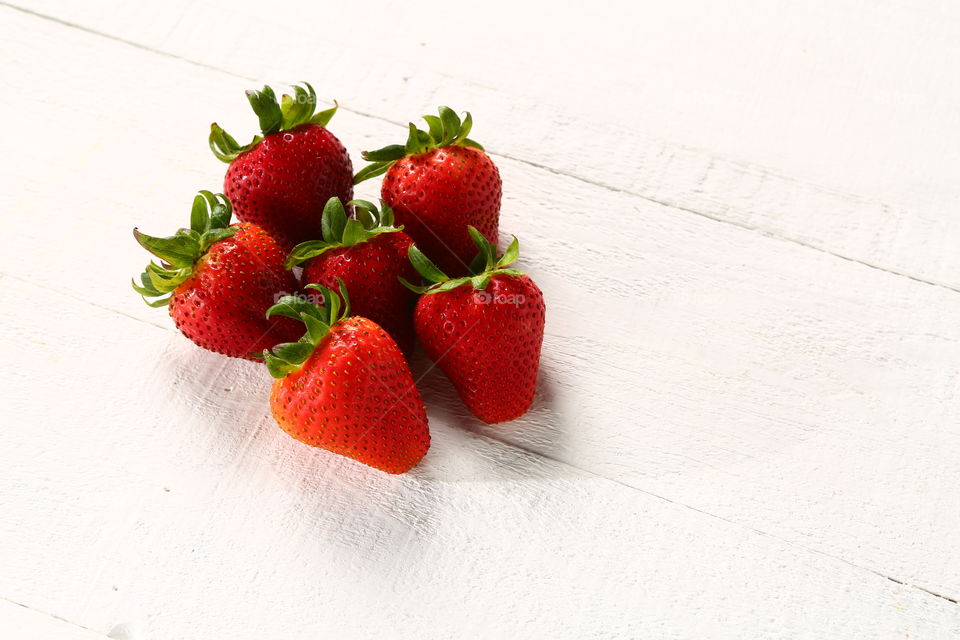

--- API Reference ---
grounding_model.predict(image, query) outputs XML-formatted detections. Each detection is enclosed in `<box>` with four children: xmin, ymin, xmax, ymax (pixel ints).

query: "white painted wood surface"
<box><xmin>1</xmin><ymin>1</ymin><xmax>959</xmax><ymax>638</ymax></box>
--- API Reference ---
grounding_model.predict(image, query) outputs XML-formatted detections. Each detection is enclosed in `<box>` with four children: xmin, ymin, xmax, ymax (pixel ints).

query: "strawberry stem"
<box><xmin>284</xmin><ymin>198</ymin><xmax>403</xmax><ymax>269</ymax></box>
<box><xmin>353</xmin><ymin>106</ymin><xmax>484</xmax><ymax>184</ymax></box>
<box><xmin>400</xmin><ymin>226</ymin><xmax>524</xmax><ymax>295</ymax></box>
<box><xmin>131</xmin><ymin>191</ymin><xmax>237</xmax><ymax>306</ymax></box>
<box><xmin>262</xmin><ymin>280</ymin><xmax>352</xmax><ymax>378</ymax></box>
<box><xmin>209</xmin><ymin>82</ymin><xmax>339</xmax><ymax>164</ymax></box>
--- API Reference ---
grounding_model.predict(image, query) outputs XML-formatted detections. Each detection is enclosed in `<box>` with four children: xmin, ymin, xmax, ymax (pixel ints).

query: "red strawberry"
<box><xmin>355</xmin><ymin>107</ymin><xmax>501</xmax><ymax>276</ymax></box>
<box><xmin>132</xmin><ymin>191</ymin><xmax>301</xmax><ymax>360</ymax></box>
<box><xmin>286</xmin><ymin>198</ymin><xmax>419</xmax><ymax>353</ymax></box>
<box><xmin>403</xmin><ymin>228</ymin><xmax>545</xmax><ymax>423</ymax></box>
<box><xmin>210</xmin><ymin>82</ymin><xmax>353</xmax><ymax>248</ymax></box>
<box><xmin>263</xmin><ymin>283</ymin><xmax>430</xmax><ymax>474</ymax></box>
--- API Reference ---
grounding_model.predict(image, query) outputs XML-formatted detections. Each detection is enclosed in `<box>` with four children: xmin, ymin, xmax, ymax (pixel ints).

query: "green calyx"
<box><xmin>284</xmin><ymin>197</ymin><xmax>403</xmax><ymax>269</ymax></box>
<box><xmin>400</xmin><ymin>226</ymin><xmax>523</xmax><ymax>295</ymax></box>
<box><xmin>209</xmin><ymin>82</ymin><xmax>339</xmax><ymax>163</ymax></box>
<box><xmin>131</xmin><ymin>191</ymin><xmax>237</xmax><ymax>307</ymax></box>
<box><xmin>262</xmin><ymin>281</ymin><xmax>352</xmax><ymax>378</ymax></box>
<box><xmin>353</xmin><ymin>105</ymin><xmax>484</xmax><ymax>184</ymax></box>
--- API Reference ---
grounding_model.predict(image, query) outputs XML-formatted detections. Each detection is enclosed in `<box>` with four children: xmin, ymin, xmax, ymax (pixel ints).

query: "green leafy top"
<box><xmin>353</xmin><ymin>106</ymin><xmax>484</xmax><ymax>184</ymax></box>
<box><xmin>132</xmin><ymin>191</ymin><xmax>237</xmax><ymax>307</ymax></box>
<box><xmin>284</xmin><ymin>197</ymin><xmax>403</xmax><ymax>269</ymax></box>
<box><xmin>209</xmin><ymin>82</ymin><xmax>339</xmax><ymax>163</ymax></box>
<box><xmin>262</xmin><ymin>281</ymin><xmax>352</xmax><ymax>378</ymax></box>
<box><xmin>400</xmin><ymin>226</ymin><xmax>523</xmax><ymax>295</ymax></box>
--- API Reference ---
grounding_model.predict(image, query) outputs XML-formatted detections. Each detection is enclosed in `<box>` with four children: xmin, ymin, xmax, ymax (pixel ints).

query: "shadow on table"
<box><xmin>145</xmin><ymin>334</ymin><xmax>578</xmax><ymax>559</ymax></box>
<box><xmin>407</xmin><ymin>347</ymin><xmax>574</xmax><ymax>484</ymax></box>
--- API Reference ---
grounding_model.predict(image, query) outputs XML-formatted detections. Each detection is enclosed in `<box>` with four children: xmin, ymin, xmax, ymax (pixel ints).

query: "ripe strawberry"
<box><xmin>132</xmin><ymin>191</ymin><xmax>301</xmax><ymax>360</ymax></box>
<box><xmin>355</xmin><ymin>106</ymin><xmax>501</xmax><ymax>276</ymax></box>
<box><xmin>286</xmin><ymin>198</ymin><xmax>419</xmax><ymax>353</ymax></box>
<box><xmin>403</xmin><ymin>228</ymin><xmax>545</xmax><ymax>423</ymax></box>
<box><xmin>263</xmin><ymin>283</ymin><xmax>430</xmax><ymax>474</ymax></box>
<box><xmin>209</xmin><ymin>82</ymin><xmax>353</xmax><ymax>248</ymax></box>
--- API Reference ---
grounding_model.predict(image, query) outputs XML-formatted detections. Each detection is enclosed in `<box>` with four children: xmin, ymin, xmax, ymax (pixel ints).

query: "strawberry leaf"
<box><xmin>398</xmin><ymin>276</ymin><xmax>430</xmax><ymax>294</ymax></box>
<box><xmin>132</xmin><ymin>193</ymin><xmax>238</xmax><ymax>307</ymax></box>
<box><xmin>247</xmin><ymin>86</ymin><xmax>284</xmax><ymax>135</ymax></box>
<box><xmin>262</xmin><ymin>283</ymin><xmax>355</xmax><ymax>378</ymax></box>
<box><xmin>264</xmin><ymin>351</ymin><xmax>300</xmax><ymax>378</ymax></box>
<box><xmin>404</xmin><ymin>228</ymin><xmax>527</xmax><ymax>296</ymax></box>
<box><xmin>321</xmin><ymin>197</ymin><xmax>347</xmax><ymax>244</ymax></box>
<box><xmin>354</xmin><ymin>205</ymin><xmax>376</xmax><ymax>228</ymax></box>
<box><xmin>190</xmin><ymin>193</ymin><xmax>210</xmax><ymax>232</ymax></box>
<box><xmin>336</xmin><ymin>278</ymin><xmax>351</xmax><ymax>317</ymax></box>
<box><xmin>272</xmin><ymin>341</ymin><xmax>314</xmax><ymax>365</ymax></box>
<box><xmin>438</xmin><ymin>106</ymin><xmax>461</xmax><ymax>146</ymax></box>
<box><xmin>302</xmin><ymin>313</ymin><xmax>330</xmax><ymax>343</ymax></box>
<box><xmin>405</xmin><ymin>123</ymin><xmax>433</xmax><ymax>155</ymax></box>
<box><xmin>286</xmin><ymin>198</ymin><xmax>402</xmax><ymax>268</ymax></box>
<box><xmin>431</xmin><ymin>278</ymin><xmax>471</xmax><ymax>293</ymax></box>
<box><xmin>266</xmin><ymin>296</ymin><xmax>315</xmax><ymax>320</ymax></box>
<box><xmin>210</xmin><ymin>82</ymin><xmax>339</xmax><ymax>163</ymax></box>
<box><xmin>209</xmin><ymin>123</ymin><xmax>259</xmax><ymax>164</ymax></box>
<box><xmin>423</xmin><ymin>115</ymin><xmax>443</xmax><ymax>142</ymax></box>
<box><xmin>467</xmin><ymin>226</ymin><xmax>495</xmax><ymax>273</ymax></box>
<box><xmin>361</xmin><ymin>145</ymin><xmax>407</xmax><ymax>162</ymax></box>
<box><xmin>496</xmin><ymin>236</ymin><xmax>520</xmax><ymax>269</ymax></box>
<box><xmin>352</xmin><ymin>162</ymin><xmax>392</xmax><ymax>184</ymax></box>
<box><xmin>407</xmin><ymin>245</ymin><xmax>448</xmax><ymax>283</ymax></box>
<box><xmin>471</xmin><ymin>273</ymin><xmax>492</xmax><ymax>290</ymax></box>
<box><xmin>310</xmin><ymin>101</ymin><xmax>338</xmax><ymax>128</ymax></box>
<box><xmin>454</xmin><ymin>112</ymin><xmax>474</xmax><ymax>144</ymax></box>
<box><xmin>354</xmin><ymin>106</ymin><xmax>486</xmax><ymax>183</ymax></box>
<box><xmin>341</xmin><ymin>218</ymin><xmax>366</xmax><ymax>246</ymax></box>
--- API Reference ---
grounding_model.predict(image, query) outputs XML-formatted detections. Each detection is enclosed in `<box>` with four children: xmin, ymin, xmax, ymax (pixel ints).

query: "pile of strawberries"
<box><xmin>133</xmin><ymin>83</ymin><xmax>545</xmax><ymax>474</ymax></box>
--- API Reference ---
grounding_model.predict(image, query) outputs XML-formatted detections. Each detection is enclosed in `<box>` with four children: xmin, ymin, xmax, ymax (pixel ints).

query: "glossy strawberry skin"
<box><xmin>169</xmin><ymin>223</ymin><xmax>301</xmax><ymax>359</ymax></box>
<box><xmin>414</xmin><ymin>274</ymin><xmax>545</xmax><ymax>423</ymax></box>
<box><xmin>270</xmin><ymin>317</ymin><xmax>430</xmax><ymax>474</ymax></box>
<box><xmin>224</xmin><ymin>124</ymin><xmax>353</xmax><ymax>249</ymax></box>
<box><xmin>382</xmin><ymin>145</ymin><xmax>501</xmax><ymax>276</ymax></box>
<box><xmin>301</xmin><ymin>232</ymin><xmax>419</xmax><ymax>354</ymax></box>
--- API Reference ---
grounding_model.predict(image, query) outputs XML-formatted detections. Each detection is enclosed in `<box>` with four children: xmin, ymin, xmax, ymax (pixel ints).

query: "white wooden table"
<box><xmin>2</xmin><ymin>1</ymin><xmax>959</xmax><ymax>637</ymax></box>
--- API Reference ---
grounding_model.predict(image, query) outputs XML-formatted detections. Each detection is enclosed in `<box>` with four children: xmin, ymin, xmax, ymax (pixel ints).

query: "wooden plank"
<box><xmin>1</xmin><ymin>4</ymin><xmax>959</xmax><ymax>606</ymax></box>
<box><xmin>1</xmin><ymin>276</ymin><xmax>959</xmax><ymax>638</ymax></box>
<box><xmin>10</xmin><ymin>0</ymin><xmax>960</xmax><ymax>289</ymax></box>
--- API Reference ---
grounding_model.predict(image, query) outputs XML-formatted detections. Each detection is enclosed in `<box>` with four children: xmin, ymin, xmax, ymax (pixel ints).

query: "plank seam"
<box><xmin>495</xmin><ymin>436</ymin><xmax>960</xmax><ymax>606</ymax></box>
<box><xmin>0</xmin><ymin>596</ymin><xmax>108</xmax><ymax>639</ymax></box>
<box><xmin>0</xmin><ymin>272</ymin><xmax>172</xmax><ymax>333</ymax></box>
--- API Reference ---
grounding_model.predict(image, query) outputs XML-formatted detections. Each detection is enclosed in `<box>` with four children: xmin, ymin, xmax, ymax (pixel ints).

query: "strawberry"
<box><xmin>132</xmin><ymin>191</ymin><xmax>301</xmax><ymax>360</ymax></box>
<box><xmin>286</xmin><ymin>198</ymin><xmax>419</xmax><ymax>353</ymax></box>
<box><xmin>209</xmin><ymin>82</ymin><xmax>353</xmax><ymax>248</ymax></box>
<box><xmin>354</xmin><ymin>106</ymin><xmax>501</xmax><ymax>276</ymax></box>
<box><xmin>403</xmin><ymin>228</ymin><xmax>545</xmax><ymax>423</ymax></box>
<box><xmin>263</xmin><ymin>283</ymin><xmax>430</xmax><ymax>474</ymax></box>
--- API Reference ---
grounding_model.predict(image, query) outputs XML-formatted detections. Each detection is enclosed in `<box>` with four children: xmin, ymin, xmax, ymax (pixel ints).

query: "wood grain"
<box><xmin>1</xmin><ymin>2</ymin><xmax>959</xmax><ymax>638</ymax></box>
